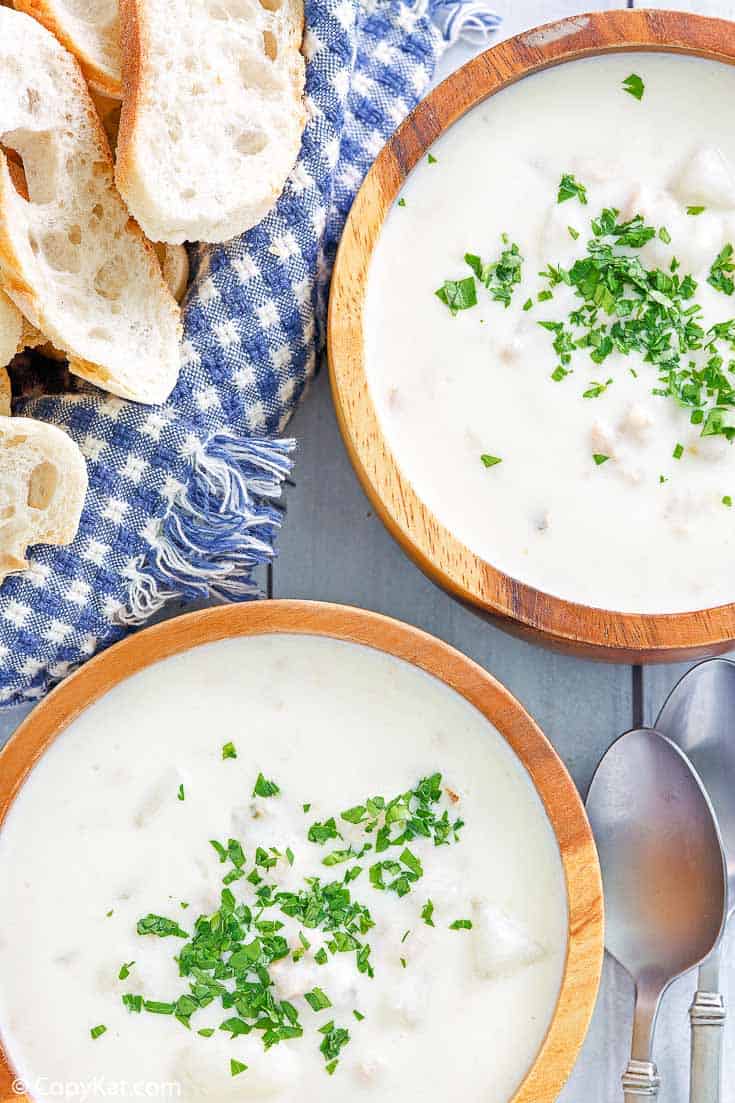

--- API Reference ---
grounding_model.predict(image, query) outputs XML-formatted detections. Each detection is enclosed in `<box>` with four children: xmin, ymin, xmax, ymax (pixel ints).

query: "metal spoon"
<box><xmin>586</xmin><ymin>727</ymin><xmax>727</xmax><ymax>1100</ymax></box>
<box><xmin>657</xmin><ymin>659</ymin><xmax>735</xmax><ymax>1103</ymax></box>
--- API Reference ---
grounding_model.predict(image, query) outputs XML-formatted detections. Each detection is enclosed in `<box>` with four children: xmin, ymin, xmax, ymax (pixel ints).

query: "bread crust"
<box><xmin>12</xmin><ymin>0</ymin><xmax>122</xmax><ymax>98</ymax></box>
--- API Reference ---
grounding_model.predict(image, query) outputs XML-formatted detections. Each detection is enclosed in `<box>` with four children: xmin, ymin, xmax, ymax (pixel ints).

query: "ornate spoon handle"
<box><xmin>689</xmin><ymin>987</ymin><xmax>725</xmax><ymax>1103</ymax></box>
<box><xmin>623</xmin><ymin>1058</ymin><xmax>660</xmax><ymax>1100</ymax></box>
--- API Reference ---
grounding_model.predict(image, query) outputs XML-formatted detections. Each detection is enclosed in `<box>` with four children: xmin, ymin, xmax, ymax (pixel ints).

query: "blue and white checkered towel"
<box><xmin>0</xmin><ymin>0</ymin><xmax>500</xmax><ymax>705</ymax></box>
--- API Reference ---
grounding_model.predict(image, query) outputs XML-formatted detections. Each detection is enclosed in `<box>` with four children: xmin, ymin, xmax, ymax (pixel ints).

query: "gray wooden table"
<box><xmin>2</xmin><ymin>2</ymin><xmax>735</xmax><ymax>1098</ymax></box>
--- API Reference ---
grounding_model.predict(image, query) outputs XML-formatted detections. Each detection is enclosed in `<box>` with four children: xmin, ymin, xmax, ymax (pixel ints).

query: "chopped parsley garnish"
<box><xmin>397</xmin><ymin>197</ymin><xmax>406</xmax><ymax>207</ymax></box>
<box><xmin>319</xmin><ymin>1021</ymin><xmax>350</xmax><ymax>1075</ymax></box>
<box><xmin>557</xmin><ymin>173</ymin><xmax>588</xmax><ymax>206</ymax></box>
<box><xmin>177</xmin><ymin>784</ymin><xmax>185</xmax><ymax>801</ymax></box>
<box><xmin>708</xmin><ymin>244</ymin><xmax>735</xmax><ymax>296</ymax></box>
<box><xmin>305</xmin><ymin>987</ymin><xmax>332</xmax><ymax>1012</ymax></box>
<box><xmin>136</xmin><ymin>914</ymin><xmax>189</xmax><ymax>939</ymax></box>
<box><xmin>435</xmin><ymin>276</ymin><xmax>477</xmax><ymax>315</ymax></box>
<box><xmin>449</xmin><ymin>919</ymin><xmax>473</xmax><ymax>930</ymax></box>
<box><xmin>551</xmin><ymin>365</ymin><xmax>571</xmax><ymax>382</ymax></box>
<box><xmin>253</xmin><ymin>773</ymin><xmax>280</xmax><ymax>799</ymax></box>
<box><xmin>582</xmin><ymin>378</ymin><xmax>613</xmax><ymax>399</ymax></box>
<box><xmin>230</xmin><ymin>1059</ymin><xmax>248</xmax><ymax>1077</ymax></box>
<box><xmin>673</xmin><ymin>443</ymin><xmax>684</xmax><ymax>460</ymax></box>
<box><xmin>568</xmin><ymin>225</ymin><xmax>580</xmax><ymax>241</ymax></box>
<box><xmin>118</xmin><ymin>772</ymin><xmax>465</xmax><ymax>1078</ymax></box>
<box><xmin>480</xmin><ymin>454</ymin><xmax>502</xmax><ymax>468</ymax></box>
<box><xmin>622</xmin><ymin>73</ymin><xmax>644</xmax><ymax>100</ymax></box>
<box><xmin>687</xmin><ymin>206</ymin><xmax>706</xmax><ymax>216</ymax></box>
<box><xmin>593</xmin><ymin>454</ymin><xmax>610</xmax><ymax>466</ymax></box>
<box><xmin>90</xmin><ymin>1024</ymin><xmax>107</xmax><ymax>1040</ymax></box>
<box><xmin>221</xmin><ymin>742</ymin><xmax>237</xmax><ymax>760</ymax></box>
<box><xmin>523</xmin><ymin>297</ymin><xmax>533</xmax><ymax>311</ymax></box>
<box><xmin>465</xmin><ymin>237</ymin><xmax>523</xmax><ymax>308</ymax></box>
<box><xmin>427</xmin><ymin>153</ymin><xmax>437</xmax><ymax>164</ymax></box>
<box><xmin>724</xmin><ymin>495</ymin><xmax>733</xmax><ymax>507</ymax></box>
<box><xmin>659</xmin><ymin>226</ymin><xmax>671</xmax><ymax>245</ymax></box>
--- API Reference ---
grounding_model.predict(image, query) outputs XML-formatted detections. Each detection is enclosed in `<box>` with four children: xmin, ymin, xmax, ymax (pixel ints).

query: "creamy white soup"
<box><xmin>365</xmin><ymin>53</ymin><xmax>735</xmax><ymax>613</ymax></box>
<box><xmin>0</xmin><ymin>634</ymin><xmax>567</xmax><ymax>1102</ymax></box>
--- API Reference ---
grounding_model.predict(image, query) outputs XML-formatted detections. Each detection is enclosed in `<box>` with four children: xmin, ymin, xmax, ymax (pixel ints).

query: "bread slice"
<box><xmin>0</xmin><ymin>291</ymin><xmax>22</xmax><ymax>367</ymax></box>
<box><xmin>12</xmin><ymin>0</ymin><xmax>122</xmax><ymax>98</ymax></box>
<box><xmin>0</xmin><ymin>8</ymin><xmax>182</xmax><ymax>405</ymax></box>
<box><xmin>0</xmin><ymin>368</ymin><xmax>11</xmax><ymax>415</ymax></box>
<box><xmin>0</xmin><ymin>414</ymin><xmax>88</xmax><ymax>580</ymax></box>
<box><xmin>116</xmin><ymin>0</ymin><xmax>306</xmax><ymax>244</ymax></box>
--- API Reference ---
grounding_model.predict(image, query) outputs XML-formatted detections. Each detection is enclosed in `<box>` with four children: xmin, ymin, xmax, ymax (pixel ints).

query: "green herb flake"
<box><xmin>122</xmin><ymin>994</ymin><xmax>143</xmax><ymax>1014</ymax></box>
<box><xmin>724</xmin><ymin>495</ymin><xmax>733</xmax><ymax>507</ymax></box>
<box><xmin>435</xmin><ymin>276</ymin><xmax>477</xmax><ymax>315</ymax></box>
<box><xmin>523</xmin><ymin>297</ymin><xmax>533</xmax><ymax>312</ymax></box>
<box><xmin>568</xmin><ymin>225</ymin><xmax>580</xmax><ymax>241</ymax></box>
<box><xmin>253</xmin><ymin>773</ymin><xmax>280</xmax><ymax>799</ymax></box>
<box><xmin>708</xmin><ymin>244</ymin><xmax>735</xmax><ymax>296</ymax></box>
<box><xmin>221</xmin><ymin>742</ymin><xmax>237</xmax><ymax>760</ymax></box>
<box><xmin>557</xmin><ymin>173</ymin><xmax>588</xmax><ymax>206</ymax></box>
<box><xmin>593</xmin><ymin>454</ymin><xmax>609</xmax><ymax>466</ymax></box>
<box><xmin>353</xmin><ymin>1009</ymin><xmax>365</xmax><ymax>1022</ymax></box>
<box><xmin>197</xmin><ymin>1028</ymin><xmax>214</xmax><ymax>1037</ymax></box>
<box><xmin>427</xmin><ymin>153</ymin><xmax>437</xmax><ymax>164</ymax></box>
<box><xmin>449</xmin><ymin>919</ymin><xmax>473</xmax><ymax>931</ymax></box>
<box><xmin>303</xmin><ymin>803</ymin><xmax>311</xmax><ymax>813</ymax></box>
<box><xmin>687</xmin><ymin>206</ymin><xmax>706</xmax><ymax>216</ymax></box>
<box><xmin>551</xmin><ymin>365</ymin><xmax>570</xmax><ymax>382</ymax></box>
<box><xmin>90</xmin><ymin>1024</ymin><xmax>107</xmax><ymax>1040</ymax></box>
<box><xmin>397</xmin><ymin>197</ymin><xmax>406</xmax><ymax>208</ymax></box>
<box><xmin>230</xmin><ymin>1059</ymin><xmax>248</xmax><ymax>1078</ymax></box>
<box><xmin>118</xmin><ymin>961</ymin><xmax>135</xmax><ymax>981</ymax></box>
<box><xmin>305</xmin><ymin>988</ymin><xmax>332</xmax><ymax>1012</ymax></box>
<box><xmin>314</xmin><ymin>947</ymin><xmax>329</xmax><ymax>966</ymax></box>
<box><xmin>177</xmin><ymin>784</ymin><xmax>185</xmax><ymax>801</ymax></box>
<box><xmin>673</xmin><ymin>443</ymin><xmax>684</xmax><ymax>460</ymax></box>
<box><xmin>421</xmin><ymin>899</ymin><xmax>435</xmax><ymax>927</ymax></box>
<box><xmin>659</xmin><ymin>226</ymin><xmax>671</xmax><ymax>245</ymax></box>
<box><xmin>659</xmin><ymin>475</ymin><xmax>668</xmax><ymax>485</ymax></box>
<box><xmin>622</xmin><ymin>73</ymin><xmax>644</xmax><ymax>100</ymax></box>
<box><xmin>136</xmin><ymin>914</ymin><xmax>189</xmax><ymax>939</ymax></box>
<box><xmin>480</xmin><ymin>454</ymin><xmax>502</xmax><ymax>469</ymax></box>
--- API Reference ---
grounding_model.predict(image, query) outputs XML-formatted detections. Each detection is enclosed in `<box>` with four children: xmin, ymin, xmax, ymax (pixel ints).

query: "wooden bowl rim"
<box><xmin>0</xmin><ymin>600</ymin><xmax>603</xmax><ymax>1103</ymax></box>
<box><xmin>328</xmin><ymin>7</ymin><xmax>735</xmax><ymax>660</ymax></box>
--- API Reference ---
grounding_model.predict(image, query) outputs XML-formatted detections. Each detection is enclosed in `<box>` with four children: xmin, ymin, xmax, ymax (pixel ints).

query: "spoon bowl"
<box><xmin>586</xmin><ymin>727</ymin><xmax>727</xmax><ymax>1100</ymax></box>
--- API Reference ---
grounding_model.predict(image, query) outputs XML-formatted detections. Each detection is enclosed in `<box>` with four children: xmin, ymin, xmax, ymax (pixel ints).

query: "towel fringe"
<box><xmin>419</xmin><ymin>0</ymin><xmax>501</xmax><ymax>46</ymax></box>
<box><xmin>118</xmin><ymin>432</ymin><xmax>294</xmax><ymax>626</ymax></box>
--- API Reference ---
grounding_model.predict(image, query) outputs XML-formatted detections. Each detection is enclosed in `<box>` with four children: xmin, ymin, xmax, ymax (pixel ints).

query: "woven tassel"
<box><xmin>119</xmin><ymin>432</ymin><xmax>294</xmax><ymax>625</ymax></box>
<box><xmin>426</xmin><ymin>0</ymin><xmax>501</xmax><ymax>46</ymax></box>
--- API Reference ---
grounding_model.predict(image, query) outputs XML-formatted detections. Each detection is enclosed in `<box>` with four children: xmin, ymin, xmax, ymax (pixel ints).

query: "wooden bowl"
<box><xmin>328</xmin><ymin>8</ymin><xmax>735</xmax><ymax>663</ymax></box>
<box><xmin>0</xmin><ymin>600</ymin><xmax>603</xmax><ymax>1103</ymax></box>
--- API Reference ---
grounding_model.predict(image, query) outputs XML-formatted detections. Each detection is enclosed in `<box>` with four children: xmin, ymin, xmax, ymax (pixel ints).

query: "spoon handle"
<box><xmin>622</xmin><ymin>1059</ymin><xmax>660</xmax><ymax>1099</ymax></box>
<box><xmin>689</xmin><ymin>985</ymin><xmax>725</xmax><ymax>1103</ymax></box>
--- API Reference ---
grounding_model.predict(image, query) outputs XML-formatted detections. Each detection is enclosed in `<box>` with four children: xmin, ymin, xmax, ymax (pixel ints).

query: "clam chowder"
<box><xmin>0</xmin><ymin>634</ymin><xmax>567</xmax><ymax>1101</ymax></box>
<box><xmin>365</xmin><ymin>54</ymin><xmax>735</xmax><ymax>613</ymax></box>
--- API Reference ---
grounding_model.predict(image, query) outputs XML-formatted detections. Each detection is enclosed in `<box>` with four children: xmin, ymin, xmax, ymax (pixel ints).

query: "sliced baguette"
<box><xmin>0</xmin><ymin>291</ymin><xmax>22</xmax><ymax>366</ymax></box>
<box><xmin>12</xmin><ymin>0</ymin><xmax>122</xmax><ymax>98</ymax></box>
<box><xmin>0</xmin><ymin>8</ymin><xmax>182</xmax><ymax>404</ymax></box>
<box><xmin>0</xmin><ymin>368</ymin><xmax>10</xmax><ymax>415</ymax></box>
<box><xmin>0</xmin><ymin>414</ymin><xmax>87</xmax><ymax>580</ymax></box>
<box><xmin>116</xmin><ymin>0</ymin><xmax>306</xmax><ymax>244</ymax></box>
